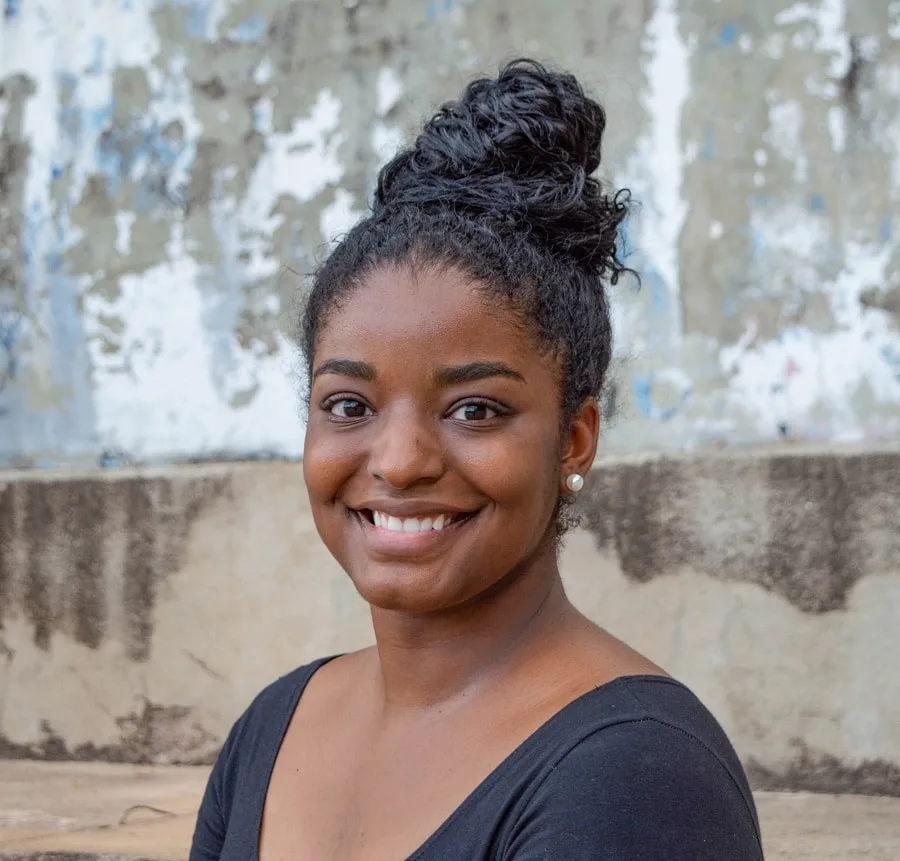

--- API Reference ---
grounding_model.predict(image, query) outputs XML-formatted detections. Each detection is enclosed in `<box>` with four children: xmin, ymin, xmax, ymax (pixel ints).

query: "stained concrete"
<box><xmin>2</xmin><ymin>762</ymin><xmax>900</xmax><ymax>861</ymax></box>
<box><xmin>0</xmin><ymin>472</ymin><xmax>230</xmax><ymax>660</ymax></box>
<box><xmin>1</xmin><ymin>446</ymin><xmax>899</xmax><ymax>795</ymax></box>
<box><xmin>578</xmin><ymin>446</ymin><xmax>900</xmax><ymax>613</ymax></box>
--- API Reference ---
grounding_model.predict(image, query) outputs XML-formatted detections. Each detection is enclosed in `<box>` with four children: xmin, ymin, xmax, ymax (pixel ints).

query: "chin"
<box><xmin>346</xmin><ymin>560</ymin><xmax>474</xmax><ymax>615</ymax></box>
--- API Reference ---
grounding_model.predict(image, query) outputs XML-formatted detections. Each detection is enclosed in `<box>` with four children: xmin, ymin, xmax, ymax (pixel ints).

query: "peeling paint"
<box><xmin>721</xmin><ymin>242</ymin><xmax>900</xmax><ymax>442</ymax></box>
<box><xmin>0</xmin><ymin>0</ymin><xmax>898</xmax><ymax>463</ymax></box>
<box><xmin>81</xmin><ymin>226</ymin><xmax>303</xmax><ymax>461</ymax></box>
<box><xmin>320</xmin><ymin>188</ymin><xmax>364</xmax><ymax>250</ymax></box>
<box><xmin>765</xmin><ymin>97</ymin><xmax>808</xmax><ymax>183</ymax></box>
<box><xmin>629</xmin><ymin>0</ymin><xmax>691</xmax><ymax>343</ymax></box>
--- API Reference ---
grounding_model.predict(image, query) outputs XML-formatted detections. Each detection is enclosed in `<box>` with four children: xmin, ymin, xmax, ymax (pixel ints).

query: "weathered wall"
<box><xmin>0</xmin><ymin>0</ymin><xmax>898</xmax><ymax>466</ymax></box>
<box><xmin>1</xmin><ymin>448</ymin><xmax>899</xmax><ymax>794</ymax></box>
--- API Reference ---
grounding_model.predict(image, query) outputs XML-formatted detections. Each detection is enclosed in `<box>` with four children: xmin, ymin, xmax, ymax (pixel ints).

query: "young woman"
<box><xmin>190</xmin><ymin>60</ymin><xmax>763</xmax><ymax>860</ymax></box>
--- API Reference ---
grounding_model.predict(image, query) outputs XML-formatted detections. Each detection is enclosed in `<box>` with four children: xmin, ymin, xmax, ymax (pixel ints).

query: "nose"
<box><xmin>367</xmin><ymin>404</ymin><xmax>444</xmax><ymax>490</ymax></box>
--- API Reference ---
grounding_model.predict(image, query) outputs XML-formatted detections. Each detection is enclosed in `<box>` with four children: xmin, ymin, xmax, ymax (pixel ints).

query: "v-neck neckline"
<box><xmin>252</xmin><ymin>656</ymin><xmax>678</xmax><ymax>861</ymax></box>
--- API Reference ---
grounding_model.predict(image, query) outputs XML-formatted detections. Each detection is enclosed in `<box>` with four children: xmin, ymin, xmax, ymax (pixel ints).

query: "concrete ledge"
<box><xmin>1</xmin><ymin>445</ymin><xmax>899</xmax><ymax>794</ymax></box>
<box><xmin>1</xmin><ymin>762</ymin><xmax>900</xmax><ymax>861</ymax></box>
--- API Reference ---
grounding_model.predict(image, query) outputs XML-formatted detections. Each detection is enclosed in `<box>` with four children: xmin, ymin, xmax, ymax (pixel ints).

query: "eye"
<box><xmin>449</xmin><ymin>402</ymin><xmax>499</xmax><ymax>422</ymax></box>
<box><xmin>328</xmin><ymin>398</ymin><xmax>372</xmax><ymax>420</ymax></box>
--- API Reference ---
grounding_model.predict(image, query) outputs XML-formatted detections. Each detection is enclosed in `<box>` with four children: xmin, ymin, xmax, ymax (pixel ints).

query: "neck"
<box><xmin>367</xmin><ymin>552</ymin><xmax>578</xmax><ymax>713</ymax></box>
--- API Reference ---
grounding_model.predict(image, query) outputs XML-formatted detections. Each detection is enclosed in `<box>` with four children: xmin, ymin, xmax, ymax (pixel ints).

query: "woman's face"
<box><xmin>303</xmin><ymin>263</ymin><xmax>595</xmax><ymax>615</ymax></box>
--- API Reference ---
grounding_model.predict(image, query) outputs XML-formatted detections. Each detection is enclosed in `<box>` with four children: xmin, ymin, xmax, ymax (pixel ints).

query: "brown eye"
<box><xmin>329</xmin><ymin>399</ymin><xmax>372</xmax><ymax>419</ymax></box>
<box><xmin>450</xmin><ymin>403</ymin><xmax>498</xmax><ymax>422</ymax></box>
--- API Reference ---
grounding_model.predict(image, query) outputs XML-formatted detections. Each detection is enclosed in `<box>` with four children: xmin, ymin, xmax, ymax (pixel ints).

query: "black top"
<box><xmin>190</xmin><ymin>657</ymin><xmax>763</xmax><ymax>860</ymax></box>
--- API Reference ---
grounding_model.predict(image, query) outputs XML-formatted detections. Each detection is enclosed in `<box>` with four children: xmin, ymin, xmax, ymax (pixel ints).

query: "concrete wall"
<box><xmin>0</xmin><ymin>0</ymin><xmax>899</xmax><ymax>466</ymax></box>
<box><xmin>1</xmin><ymin>447</ymin><xmax>899</xmax><ymax>795</ymax></box>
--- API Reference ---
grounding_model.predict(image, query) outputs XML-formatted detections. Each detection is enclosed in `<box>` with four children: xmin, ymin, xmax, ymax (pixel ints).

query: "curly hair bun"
<box><xmin>374</xmin><ymin>59</ymin><xmax>625</xmax><ymax>279</ymax></box>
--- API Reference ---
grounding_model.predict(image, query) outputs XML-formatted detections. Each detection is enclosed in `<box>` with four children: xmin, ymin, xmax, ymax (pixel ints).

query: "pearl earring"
<box><xmin>566</xmin><ymin>473</ymin><xmax>584</xmax><ymax>493</ymax></box>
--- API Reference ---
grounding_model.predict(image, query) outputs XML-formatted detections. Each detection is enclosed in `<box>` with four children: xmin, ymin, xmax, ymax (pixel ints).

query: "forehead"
<box><xmin>314</xmin><ymin>264</ymin><xmax>541</xmax><ymax>368</ymax></box>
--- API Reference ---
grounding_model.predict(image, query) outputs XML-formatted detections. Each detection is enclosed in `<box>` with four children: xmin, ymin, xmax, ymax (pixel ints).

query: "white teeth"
<box><xmin>369</xmin><ymin>511</ymin><xmax>453</xmax><ymax>532</ymax></box>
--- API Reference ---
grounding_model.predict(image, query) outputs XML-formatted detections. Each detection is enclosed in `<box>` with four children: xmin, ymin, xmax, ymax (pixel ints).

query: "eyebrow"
<box><xmin>312</xmin><ymin>358</ymin><xmax>376</xmax><ymax>382</ymax></box>
<box><xmin>311</xmin><ymin>358</ymin><xmax>525</xmax><ymax>386</ymax></box>
<box><xmin>436</xmin><ymin>361</ymin><xmax>525</xmax><ymax>386</ymax></box>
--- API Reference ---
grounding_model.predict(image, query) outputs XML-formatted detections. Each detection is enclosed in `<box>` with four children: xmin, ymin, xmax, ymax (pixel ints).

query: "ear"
<box><xmin>560</xmin><ymin>398</ymin><xmax>600</xmax><ymax>494</ymax></box>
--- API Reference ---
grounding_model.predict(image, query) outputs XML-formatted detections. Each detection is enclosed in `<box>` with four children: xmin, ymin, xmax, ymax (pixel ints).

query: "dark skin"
<box><xmin>259</xmin><ymin>263</ymin><xmax>664</xmax><ymax>861</ymax></box>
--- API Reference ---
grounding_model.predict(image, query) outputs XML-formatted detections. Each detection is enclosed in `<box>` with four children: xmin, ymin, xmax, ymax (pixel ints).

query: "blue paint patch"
<box><xmin>4</xmin><ymin>0</ymin><xmax>21</xmax><ymax>18</ymax></box>
<box><xmin>87</xmin><ymin>104</ymin><xmax>113</xmax><ymax>134</ymax></box>
<box><xmin>647</xmin><ymin>269</ymin><xmax>670</xmax><ymax>318</ymax></box>
<box><xmin>879</xmin><ymin>215</ymin><xmax>893</xmax><ymax>243</ymax></box>
<box><xmin>56</xmin><ymin>70</ymin><xmax>79</xmax><ymax>92</ymax></box>
<box><xmin>748</xmin><ymin>226</ymin><xmax>767</xmax><ymax>261</ymax></box>
<box><xmin>57</xmin><ymin>102</ymin><xmax>82</xmax><ymax>142</ymax></box>
<box><xmin>427</xmin><ymin>0</ymin><xmax>455</xmax><ymax>20</ymax></box>
<box><xmin>96</xmin><ymin>137</ymin><xmax>123</xmax><ymax>198</ymax></box>
<box><xmin>808</xmin><ymin>192</ymin><xmax>826</xmax><ymax>213</ymax></box>
<box><xmin>0</xmin><ymin>305</ymin><xmax>22</xmax><ymax>400</ymax></box>
<box><xmin>881</xmin><ymin>344</ymin><xmax>900</xmax><ymax>381</ymax></box>
<box><xmin>781</xmin><ymin>326</ymin><xmax>805</xmax><ymax>343</ymax></box>
<box><xmin>181</xmin><ymin>0</ymin><xmax>214</xmax><ymax>39</ymax></box>
<box><xmin>88</xmin><ymin>36</ymin><xmax>106</xmax><ymax>75</ymax></box>
<box><xmin>55</xmin><ymin>80</ymin><xmax>111</xmax><ymax>138</ymax></box>
<box><xmin>701</xmin><ymin>124</ymin><xmax>717</xmax><ymax>161</ymax></box>
<box><xmin>228</xmin><ymin>15</ymin><xmax>267</xmax><ymax>43</ymax></box>
<box><xmin>122</xmin><ymin>0</ymin><xmax>133</xmax><ymax>9</ymax></box>
<box><xmin>93</xmin><ymin>119</ymin><xmax>190</xmax><ymax>205</ymax></box>
<box><xmin>719</xmin><ymin>22</ymin><xmax>738</xmax><ymax>46</ymax></box>
<box><xmin>722</xmin><ymin>296</ymin><xmax>737</xmax><ymax>318</ymax></box>
<box><xmin>632</xmin><ymin>372</ymin><xmax>691</xmax><ymax>423</ymax></box>
<box><xmin>187</xmin><ymin>7</ymin><xmax>209</xmax><ymax>38</ymax></box>
<box><xmin>617</xmin><ymin>217</ymin><xmax>639</xmax><ymax>276</ymax></box>
<box><xmin>22</xmin><ymin>194</ymin><xmax>100</xmax><ymax>449</ymax></box>
<box><xmin>51</xmin><ymin>165</ymin><xmax>63</xmax><ymax>180</ymax></box>
<box><xmin>633</xmin><ymin>374</ymin><xmax>655</xmax><ymax>420</ymax></box>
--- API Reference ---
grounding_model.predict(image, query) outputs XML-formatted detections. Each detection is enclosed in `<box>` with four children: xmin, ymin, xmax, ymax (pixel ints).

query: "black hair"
<box><xmin>302</xmin><ymin>57</ymin><xmax>632</xmax><ymax>428</ymax></box>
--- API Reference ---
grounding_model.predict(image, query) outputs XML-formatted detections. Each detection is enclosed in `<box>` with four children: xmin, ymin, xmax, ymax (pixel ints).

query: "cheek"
<box><xmin>456</xmin><ymin>422</ymin><xmax>560</xmax><ymax>514</ymax></box>
<box><xmin>302</xmin><ymin>424</ymin><xmax>356</xmax><ymax>504</ymax></box>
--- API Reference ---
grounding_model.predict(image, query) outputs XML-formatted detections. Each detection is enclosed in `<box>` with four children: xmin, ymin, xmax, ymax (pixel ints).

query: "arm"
<box><xmin>504</xmin><ymin>720</ymin><xmax>763</xmax><ymax>861</ymax></box>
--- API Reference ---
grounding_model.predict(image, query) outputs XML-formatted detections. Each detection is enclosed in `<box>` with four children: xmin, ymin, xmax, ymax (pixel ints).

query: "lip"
<box><xmin>349</xmin><ymin>507</ymin><xmax>480</xmax><ymax>558</ymax></box>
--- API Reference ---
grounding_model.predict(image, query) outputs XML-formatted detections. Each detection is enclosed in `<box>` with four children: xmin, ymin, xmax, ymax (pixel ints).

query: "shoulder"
<box><xmin>190</xmin><ymin>656</ymin><xmax>337</xmax><ymax>859</ymax></box>
<box><xmin>216</xmin><ymin>655</ymin><xmax>338</xmax><ymax>770</ymax></box>
<box><xmin>503</xmin><ymin>677</ymin><xmax>763</xmax><ymax>860</ymax></box>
